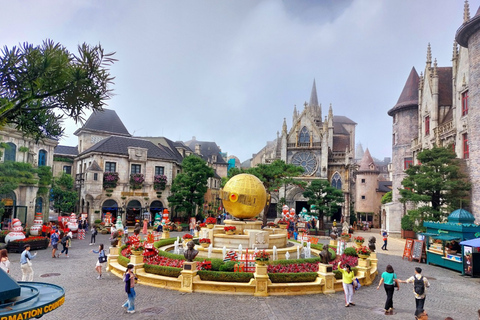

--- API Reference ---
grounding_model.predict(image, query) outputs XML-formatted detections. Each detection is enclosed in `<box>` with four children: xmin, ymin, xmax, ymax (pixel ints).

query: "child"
<box><xmin>382</xmin><ymin>231</ymin><xmax>388</xmax><ymax>250</ymax></box>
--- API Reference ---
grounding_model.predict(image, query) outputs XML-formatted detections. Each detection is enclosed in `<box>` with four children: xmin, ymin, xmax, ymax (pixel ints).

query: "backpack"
<box><xmin>414</xmin><ymin>275</ymin><xmax>425</xmax><ymax>295</ymax></box>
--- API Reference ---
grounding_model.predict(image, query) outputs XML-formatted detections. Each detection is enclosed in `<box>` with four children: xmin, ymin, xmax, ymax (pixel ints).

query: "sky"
<box><xmin>1</xmin><ymin>0</ymin><xmax>477</xmax><ymax>163</ymax></box>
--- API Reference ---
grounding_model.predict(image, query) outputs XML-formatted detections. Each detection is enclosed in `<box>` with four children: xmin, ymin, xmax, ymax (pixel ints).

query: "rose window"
<box><xmin>292</xmin><ymin>152</ymin><xmax>317</xmax><ymax>175</ymax></box>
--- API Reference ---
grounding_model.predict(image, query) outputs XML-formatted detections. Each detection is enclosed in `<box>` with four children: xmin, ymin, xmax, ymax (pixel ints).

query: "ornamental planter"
<box><xmin>255</xmin><ymin>260</ymin><xmax>268</xmax><ymax>266</ymax></box>
<box><xmin>278</xmin><ymin>224</ymin><xmax>287</xmax><ymax>229</ymax></box>
<box><xmin>6</xmin><ymin>237</ymin><xmax>49</xmax><ymax>253</ymax></box>
<box><xmin>131</xmin><ymin>250</ymin><xmax>143</xmax><ymax>256</ymax></box>
<box><xmin>341</xmin><ymin>236</ymin><xmax>350</xmax><ymax>242</ymax></box>
<box><xmin>355</xmin><ymin>241</ymin><xmax>364</xmax><ymax>248</ymax></box>
<box><xmin>401</xmin><ymin>230</ymin><xmax>416</xmax><ymax>239</ymax></box>
<box><xmin>225</xmin><ymin>230</ymin><xmax>234</xmax><ymax>235</ymax></box>
<box><xmin>358</xmin><ymin>254</ymin><xmax>370</xmax><ymax>259</ymax></box>
<box><xmin>207</xmin><ymin>224</ymin><xmax>214</xmax><ymax>229</ymax></box>
<box><xmin>201</xmin><ymin>243</ymin><xmax>209</xmax><ymax>248</ymax></box>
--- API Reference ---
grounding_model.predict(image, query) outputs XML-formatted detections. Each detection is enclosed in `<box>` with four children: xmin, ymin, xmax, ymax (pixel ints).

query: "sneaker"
<box><xmin>66</xmin><ymin>255</ymin><xmax>69</xmax><ymax>258</ymax></box>
<box><xmin>96</xmin><ymin>275</ymin><xmax>101</xmax><ymax>280</ymax></box>
<box><xmin>127</xmin><ymin>310</ymin><xmax>135</xmax><ymax>314</ymax></box>
<box><xmin>89</xmin><ymin>243</ymin><xmax>93</xmax><ymax>246</ymax></box>
<box><xmin>349</xmin><ymin>303</ymin><xmax>355</xmax><ymax>306</ymax></box>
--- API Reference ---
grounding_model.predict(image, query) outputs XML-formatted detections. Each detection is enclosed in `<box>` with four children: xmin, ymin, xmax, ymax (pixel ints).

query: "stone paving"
<box><xmin>4</xmin><ymin>229</ymin><xmax>480</xmax><ymax>320</ymax></box>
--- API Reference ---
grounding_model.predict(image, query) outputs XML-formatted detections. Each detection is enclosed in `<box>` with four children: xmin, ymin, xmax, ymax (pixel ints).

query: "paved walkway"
<box><xmin>5</xmin><ymin>230</ymin><xmax>480</xmax><ymax>320</ymax></box>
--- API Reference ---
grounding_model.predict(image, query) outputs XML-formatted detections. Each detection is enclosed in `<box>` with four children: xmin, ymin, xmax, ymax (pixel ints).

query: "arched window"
<box><xmin>331</xmin><ymin>172</ymin><xmax>342</xmax><ymax>190</ymax></box>
<box><xmin>298</xmin><ymin>127</ymin><xmax>310</xmax><ymax>144</ymax></box>
<box><xmin>35</xmin><ymin>197</ymin><xmax>43</xmax><ymax>213</ymax></box>
<box><xmin>4</xmin><ymin>142</ymin><xmax>16</xmax><ymax>161</ymax></box>
<box><xmin>38</xmin><ymin>149</ymin><xmax>47</xmax><ymax>166</ymax></box>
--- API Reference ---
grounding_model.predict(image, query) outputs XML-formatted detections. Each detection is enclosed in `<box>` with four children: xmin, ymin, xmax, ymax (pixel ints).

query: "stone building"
<box><xmin>0</xmin><ymin>126</ymin><xmax>57</xmax><ymax>225</ymax></box>
<box><xmin>385</xmin><ymin>1</ymin><xmax>480</xmax><ymax>234</ymax></box>
<box><xmin>252</xmin><ymin>80</ymin><xmax>356</xmax><ymax>222</ymax></box>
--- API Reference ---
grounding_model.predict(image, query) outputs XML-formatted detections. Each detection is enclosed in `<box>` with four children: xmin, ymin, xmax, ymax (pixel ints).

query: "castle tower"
<box><xmin>456</xmin><ymin>2</ymin><xmax>480</xmax><ymax>219</ymax></box>
<box><xmin>355</xmin><ymin>148</ymin><xmax>380</xmax><ymax>227</ymax></box>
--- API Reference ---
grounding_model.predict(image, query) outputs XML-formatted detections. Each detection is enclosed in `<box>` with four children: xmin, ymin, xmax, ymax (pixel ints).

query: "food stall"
<box><xmin>422</xmin><ymin>209</ymin><xmax>480</xmax><ymax>273</ymax></box>
<box><xmin>459</xmin><ymin>237</ymin><xmax>480</xmax><ymax>277</ymax></box>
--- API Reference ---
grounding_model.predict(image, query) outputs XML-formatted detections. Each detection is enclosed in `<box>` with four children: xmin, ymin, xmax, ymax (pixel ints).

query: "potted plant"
<box><xmin>130</xmin><ymin>173</ymin><xmax>145</xmax><ymax>190</ymax></box>
<box><xmin>163</xmin><ymin>224</ymin><xmax>172</xmax><ymax>238</ymax></box>
<box><xmin>130</xmin><ymin>240</ymin><xmax>145</xmax><ymax>255</ymax></box>
<box><xmin>103</xmin><ymin>172</ymin><xmax>119</xmax><ymax>189</ymax></box>
<box><xmin>154</xmin><ymin>174</ymin><xmax>168</xmax><ymax>191</ymax></box>
<box><xmin>340</xmin><ymin>232</ymin><xmax>351</xmax><ymax>242</ymax></box>
<box><xmin>401</xmin><ymin>215</ymin><xmax>416</xmax><ymax>239</ymax></box>
<box><xmin>254</xmin><ymin>250</ymin><xmax>270</xmax><ymax>265</ymax></box>
<box><xmin>182</xmin><ymin>234</ymin><xmax>193</xmax><ymax>241</ymax></box>
<box><xmin>199</xmin><ymin>238</ymin><xmax>211</xmax><ymax>248</ymax></box>
<box><xmin>353</xmin><ymin>236</ymin><xmax>365</xmax><ymax>248</ymax></box>
<box><xmin>199</xmin><ymin>222</ymin><xmax>207</xmax><ymax>229</ymax></box>
<box><xmin>224</xmin><ymin>226</ymin><xmax>236</xmax><ymax>235</ymax></box>
<box><xmin>206</xmin><ymin>217</ymin><xmax>216</xmax><ymax>229</ymax></box>
<box><xmin>277</xmin><ymin>219</ymin><xmax>288</xmax><ymax>229</ymax></box>
<box><xmin>356</xmin><ymin>246</ymin><xmax>371</xmax><ymax>259</ymax></box>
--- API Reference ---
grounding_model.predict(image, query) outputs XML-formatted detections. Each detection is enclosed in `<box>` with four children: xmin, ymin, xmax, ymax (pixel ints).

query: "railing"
<box><xmin>436</xmin><ymin>120</ymin><xmax>454</xmax><ymax>136</ymax></box>
<box><xmin>287</xmin><ymin>142</ymin><xmax>321</xmax><ymax>148</ymax></box>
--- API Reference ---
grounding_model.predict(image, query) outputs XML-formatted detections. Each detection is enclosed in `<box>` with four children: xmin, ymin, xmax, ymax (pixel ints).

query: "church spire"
<box><xmin>426</xmin><ymin>43</ymin><xmax>432</xmax><ymax>68</ymax></box>
<box><xmin>282</xmin><ymin>118</ymin><xmax>287</xmax><ymax>134</ymax></box>
<box><xmin>309</xmin><ymin>79</ymin><xmax>319</xmax><ymax>107</ymax></box>
<box><xmin>464</xmin><ymin>0</ymin><xmax>470</xmax><ymax>23</ymax></box>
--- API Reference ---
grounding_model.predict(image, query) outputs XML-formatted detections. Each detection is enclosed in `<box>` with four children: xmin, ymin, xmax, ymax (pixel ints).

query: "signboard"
<box><xmin>464</xmin><ymin>246</ymin><xmax>473</xmax><ymax>276</ymax></box>
<box><xmin>403</xmin><ymin>238</ymin><xmax>414</xmax><ymax>260</ymax></box>
<box><xmin>411</xmin><ymin>240</ymin><xmax>425</xmax><ymax>263</ymax></box>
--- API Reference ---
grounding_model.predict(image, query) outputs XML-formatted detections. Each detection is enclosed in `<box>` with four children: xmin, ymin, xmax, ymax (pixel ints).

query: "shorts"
<box><xmin>52</xmin><ymin>243</ymin><xmax>58</xmax><ymax>250</ymax></box>
<box><xmin>96</xmin><ymin>260</ymin><xmax>105</xmax><ymax>267</ymax></box>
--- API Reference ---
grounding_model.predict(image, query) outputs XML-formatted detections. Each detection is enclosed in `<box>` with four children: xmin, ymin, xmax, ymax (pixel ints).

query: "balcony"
<box><xmin>287</xmin><ymin>142</ymin><xmax>321</xmax><ymax>149</ymax></box>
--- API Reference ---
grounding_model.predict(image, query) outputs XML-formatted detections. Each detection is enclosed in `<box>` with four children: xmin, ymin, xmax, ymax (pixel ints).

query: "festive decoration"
<box><xmin>5</xmin><ymin>218</ymin><xmax>25</xmax><ymax>243</ymax></box>
<box><xmin>29</xmin><ymin>212</ymin><xmax>43</xmax><ymax>236</ymax></box>
<box><xmin>67</xmin><ymin>213</ymin><xmax>78</xmax><ymax>232</ymax></box>
<box><xmin>221</xmin><ymin>174</ymin><xmax>267</xmax><ymax>219</ymax></box>
<box><xmin>223</xmin><ymin>250</ymin><xmax>238</xmax><ymax>262</ymax></box>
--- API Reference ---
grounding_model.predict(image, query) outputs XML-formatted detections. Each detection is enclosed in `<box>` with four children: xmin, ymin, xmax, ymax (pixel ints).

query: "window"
<box><xmin>361</xmin><ymin>195</ymin><xmax>366</xmax><ymax>200</ymax></box>
<box><xmin>38</xmin><ymin>149</ymin><xmax>47</xmax><ymax>166</ymax></box>
<box><xmin>462</xmin><ymin>90</ymin><xmax>469</xmax><ymax>116</ymax></box>
<box><xmin>298</xmin><ymin>126</ymin><xmax>310</xmax><ymax>144</ymax></box>
<box><xmin>425</xmin><ymin>116</ymin><xmax>430</xmax><ymax>135</ymax></box>
<box><xmin>463</xmin><ymin>133</ymin><xmax>469</xmax><ymax>159</ymax></box>
<box><xmin>4</xmin><ymin>142</ymin><xmax>16</xmax><ymax>161</ymax></box>
<box><xmin>404</xmin><ymin>157</ymin><xmax>413</xmax><ymax>170</ymax></box>
<box><xmin>361</xmin><ymin>179</ymin><xmax>365</xmax><ymax>183</ymax></box>
<box><xmin>94</xmin><ymin>173</ymin><xmax>98</xmax><ymax>181</ymax></box>
<box><xmin>105</xmin><ymin>162</ymin><xmax>116</xmax><ymax>172</ymax></box>
<box><xmin>131</xmin><ymin>164</ymin><xmax>141</xmax><ymax>174</ymax></box>
<box><xmin>392</xmin><ymin>133</ymin><xmax>397</xmax><ymax>145</ymax></box>
<box><xmin>393</xmin><ymin>114</ymin><xmax>396</xmax><ymax>124</ymax></box>
<box><xmin>155</xmin><ymin>166</ymin><xmax>165</xmax><ymax>175</ymax></box>
<box><xmin>331</xmin><ymin>172</ymin><xmax>342</xmax><ymax>190</ymax></box>
<box><xmin>63</xmin><ymin>166</ymin><xmax>72</xmax><ymax>174</ymax></box>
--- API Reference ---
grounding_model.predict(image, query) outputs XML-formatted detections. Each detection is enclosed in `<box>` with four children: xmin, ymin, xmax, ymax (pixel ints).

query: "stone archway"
<box><xmin>126</xmin><ymin>200</ymin><xmax>142</xmax><ymax>226</ymax></box>
<box><xmin>102</xmin><ymin>199</ymin><xmax>118</xmax><ymax>223</ymax></box>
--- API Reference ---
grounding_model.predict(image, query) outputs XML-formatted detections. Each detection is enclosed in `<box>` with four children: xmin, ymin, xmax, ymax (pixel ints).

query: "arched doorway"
<box><xmin>126</xmin><ymin>200</ymin><xmax>142</xmax><ymax>226</ymax></box>
<box><xmin>0</xmin><ymin>192</ymin><xmax>16</xmax><ymax>227</ymax></box>
<box><xmin>102</xmin><ymin>199</ymin><xmax>118</xmax><ymax>223</ymax></box>
<box><xmin>150</xmin><ymin>200</ymin><xmax>164</xmax><ymax>221</ymax></box>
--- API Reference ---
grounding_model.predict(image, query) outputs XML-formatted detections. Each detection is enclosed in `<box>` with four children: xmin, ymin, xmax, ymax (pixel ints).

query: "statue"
<box><xmin>330</xmin><ymin>225</ymin><xmax>339</xmax><ymax>239</ymax></box>
<box><xmin>184</xmin><ymin>241</ymin><xmax>199</xmax><ymax>262</ymax></box>
<box><xmin>319</xmin><ymin>244</ymin><xmax>332</xmax><ymax>264</ymax></box>
<box><xmin>368</xmin><ymin>236</ymin><xmax>376</xmax><ymax>252</ymax></box>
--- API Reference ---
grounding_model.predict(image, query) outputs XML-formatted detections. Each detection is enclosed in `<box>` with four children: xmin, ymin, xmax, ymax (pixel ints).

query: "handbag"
<box><xmin>98</xmin><ymin>250</ymin><xmax>107</xmax><ymax>263</ymax></box>
<box><xmin>26</xmin><ymin>259</ymin><xmax>32</xmax><ymax>267</ymax></box>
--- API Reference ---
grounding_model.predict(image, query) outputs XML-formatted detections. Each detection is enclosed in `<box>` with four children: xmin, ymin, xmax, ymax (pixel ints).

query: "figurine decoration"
<box><xmin>368</xmin><ymin>236</ymin><xmax>376</xmax><ymax>252</ymax></box>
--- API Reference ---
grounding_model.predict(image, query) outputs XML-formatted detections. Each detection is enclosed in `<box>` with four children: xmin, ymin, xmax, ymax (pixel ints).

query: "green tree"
<box><xmin>399</xmin><ymin>146</ymin><xmax>470</xmax><ymax>230</ymax></box>
<box><xmin>0</xmin><ymin>39</ymin><xmax>116</xmax><ymax>141</ymax></box>
<box><xmin>226</xmin><ymin>160</ymin><xmax>305</xmax><ymax>226</ymax></box>
<box><xmin>167</xmin><ymin>155</ymin><xmax>214</xmax><ymax>218</ymax></box>
<box><xmin>302</xmin><ymin>179</ymin><xmax>344</xmax><ymax>230</ymax></box>
<box><xmin>50</xmin><ymin>173</ymin><xmax>78</xmax><ymax>213</ymax></box>
<box><xmin>381</xmin><ymin>191</ymin><xmax>392</xmax><ymax>204</ymax></box>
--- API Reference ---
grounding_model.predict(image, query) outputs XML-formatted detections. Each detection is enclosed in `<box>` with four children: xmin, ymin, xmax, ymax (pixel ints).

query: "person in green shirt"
<box><xmin>377</xmin><ymin>264</ymin><xmax>400</xmax><ymax>314</ymax></box>
<box><xmin>338</xmin><ymin>261</ymin><xmax>355</xmax><ymax>307</ymax></box>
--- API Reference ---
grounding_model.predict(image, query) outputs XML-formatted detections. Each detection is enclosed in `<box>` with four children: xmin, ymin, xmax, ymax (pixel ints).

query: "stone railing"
<box><xmin>435</xmin><ymin>120</ymin><xmax>454</xmax><ymax>137</ymax></box>
<box><xmin>287</xmin><ymin>142</ymin><xmax>322</xmax><ymax>148</ymax></box>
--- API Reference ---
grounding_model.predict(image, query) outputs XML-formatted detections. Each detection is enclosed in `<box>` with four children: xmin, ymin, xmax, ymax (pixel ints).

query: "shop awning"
<box><xmin>418</xmin><ymin>233</ymin><xmax>439</xmax><ymax>237</ymax></box>
<box><xmin>432</xmin><ymin>235</ymin><xmax>461</xmax><ymax>241</ymax></box>
<box><xmin>460</xmin><ymin>238</ymin><xmax>480</xmax><ymax>248</ymax></box>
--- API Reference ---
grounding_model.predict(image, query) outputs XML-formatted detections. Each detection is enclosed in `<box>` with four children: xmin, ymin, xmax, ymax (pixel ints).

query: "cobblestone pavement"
<box><xmin>5</xmin><ymin>229</ymin><xmax>480</xmax><ymax>320</ymax></box>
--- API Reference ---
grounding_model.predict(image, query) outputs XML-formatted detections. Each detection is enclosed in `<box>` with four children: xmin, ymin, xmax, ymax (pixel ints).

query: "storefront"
<box><xmin>422</xmin><ymin>209</ymin><xmax>480</xmax><ymax>273</ymax></box>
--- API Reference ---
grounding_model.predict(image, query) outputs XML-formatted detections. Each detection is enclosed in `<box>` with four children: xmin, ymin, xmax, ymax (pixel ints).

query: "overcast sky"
<box><xmin>2</xmin><ymin>0</ymin><xmax>476</xmax><ymax>162</ymax></box>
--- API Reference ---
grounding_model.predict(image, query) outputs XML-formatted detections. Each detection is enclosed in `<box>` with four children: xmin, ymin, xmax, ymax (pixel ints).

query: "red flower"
<box><xmin>182</xmin><ymin>234</ymin><xmax>193</xmax><ymax>240</ymax></box>
<box><xmin>206</xmin><ymin>217</ymin><xmax>216</xmax><ymax>224</ymax></box>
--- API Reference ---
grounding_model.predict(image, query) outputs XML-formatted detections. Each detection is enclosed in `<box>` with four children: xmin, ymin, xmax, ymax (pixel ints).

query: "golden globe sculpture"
<box><xmin>221</xmin><ymin>174</ymin><xmax>267</xmax><ymax>219</ymax></box>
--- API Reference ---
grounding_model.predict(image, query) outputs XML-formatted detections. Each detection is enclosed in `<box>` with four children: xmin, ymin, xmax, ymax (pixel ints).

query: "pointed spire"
<box><xmin>452</xmin><ymin>40</ymin><xmax>458</xmax><ymax>60</ymax></box>
<box><xmin>433</xmin><ymin>58</ymin><xmax>438</xmax><ymax>77</ymax></box>
<box><xmin>328</xmin><ymin>104</ymin><xmax>333</xmax><ymax>120</ymax></box>
<box><xmin>464</xmin><ymin>0</ymin><xmax>470</xmax><ymax>23</ymax></box>
<box><xmin>419</xmin><ymin>71</ymin><xmax>424</xmax><ymax>89</ymax></box>
<box><xmin>388</xmin><ymin>67</ymin><xmax>419</xmax><ymax>116</ymax></box>
<box><xmin>426</xmin><ymin>43</ymin><xmax>432</xmax><ymax>67</ymax></box>
<box><xmin>282</xmin><ymin>118</ymin><xmax>287</xmax><ymax>133</ymax></box>
<box><xmin>323</xmin><ymin>116</ymin><xmax>328</xmax><ymax>131</ymax></box>
<box><xmin>309</xmin><ymin>79</ymin><xmax>319</xmax><ymax>107</ymax></box>
<box><xmin>358</xmin><ymin>148</ymin><xmax>377</xmax><ymax>172</ymax></box>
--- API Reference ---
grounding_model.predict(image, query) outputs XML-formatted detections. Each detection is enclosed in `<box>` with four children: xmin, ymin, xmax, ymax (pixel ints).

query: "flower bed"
<box><xmin>267</xmin><ymin>262</ymin><xmax>319</xmax><ymax>273</ymax></box>
<box><xmin>7</xmin><ymin>236</ymin><xmax>49</xmax><ymax>253</ymax></box>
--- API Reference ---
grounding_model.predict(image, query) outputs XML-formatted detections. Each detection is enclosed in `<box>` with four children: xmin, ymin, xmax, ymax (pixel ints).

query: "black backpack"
<box><xmin>414</xmin><ymin>275</ymin><xmax>425</xmax><ymax>295</ymax></box>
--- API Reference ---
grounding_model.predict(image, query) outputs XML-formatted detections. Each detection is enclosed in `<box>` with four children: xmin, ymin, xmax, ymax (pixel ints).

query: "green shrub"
<box><xmin>401</xmin><ymin>214</ymin><xmax>415</xmax><ymax>231</ymax></box>
<box><xmin>94</xmin><ymin>219</ymin><xmax>102</xmax><ymax>224</ymax></box>
<box><xmin>144</xmin><ymin>264</ymin><xmax>182</xmax><ymax>277</ymax></box>
<box><xmin>268</xmin><ymin>272</ymin><xmax>318</xmax><ymax>283</ymax></box>
<box><xmin>153</xmin><ymin>238</ymin><xmax>177</xmax><ymax>248</ymax></box>
<box><xmin>219</xmin><ymin>261</ymin><xmax>236</xmax><ymax>272</ymax></box>
<box><xmin>195</xmin><ymin>257</ymin><xmax>224</xmax><ymax>271</ymax></box>
<box><xmin>197</xmin><ymin>270</ymin><xmax>254</xmax><ymax>283</ymax></box>
<box><xmin>343</xmin><ymin>247</ymin><xmax>358</xmax><ymax>257</ymax></box>
<box><xmin>158</xmin><ymin>249</ymin><xmax>185</xmax><ymax>261</ymax></box>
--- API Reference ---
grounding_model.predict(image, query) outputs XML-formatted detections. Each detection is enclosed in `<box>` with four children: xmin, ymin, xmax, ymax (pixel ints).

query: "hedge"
<box><xmin>197</xmin><ymin>270</ymin><xmax>254</xmax><ymax>283</ymax></box>
<box><xmin>269</xmin><ymin>257</ymin><xmax>322</xmax><ymax>266</ymax></box>
<box><xmin>268</xmin><ymin>272</ymin><xmax>318</xmax><ymax>283</ymax></box>
<box><xmin>144</xmin><ymin>264</ymin><xmax>182</xmax><ymax>277</ymax></box>
<box><xmin>343</xmin><ymin>247</ymin><xmax>358</xmax><ymax>257</ymax></box>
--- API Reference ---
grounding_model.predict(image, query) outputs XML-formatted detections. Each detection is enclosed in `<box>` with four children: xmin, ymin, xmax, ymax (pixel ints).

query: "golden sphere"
<box><xmin>222</xmin><ymin>174</ymin><xmax>267</xmax><ymax>219</ymax></box>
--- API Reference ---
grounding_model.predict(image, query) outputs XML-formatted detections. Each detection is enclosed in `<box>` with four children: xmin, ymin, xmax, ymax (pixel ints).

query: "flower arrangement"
<box><xmin>206</xmin><ymin>217</ymin><xmax>216</xmax><ymax>225</ymax></box>
<box><xmin>356</xmin><ymin>246</ymin><xmax>371</xmax><ymax>256</ymax></box>
<box><xmin>254</xmin><ymin>250</ymin><xmax>270</xmax><ymax>262</ymax></box>
<box><xmin>267</xmin><ymin>262</ymin><xmax>319</xmax><ymax>273</ymax></box>
<box><xmin>332</xmin><ymin>254</ymin><xmax>359</xmax><ymax>270</ymax></box>
<box><xmin>163</xmin><ymin>225</ymin><xmax>173</xmax><ymax>231</ymax></box>
<box><xmin>278</xmin><ymin>219</ymin><xmax>288</xmax><ymax>225</ymax></box>
<box><xmin>153</xmin><ymin>174</ymin><xmax>168</xmax><ymax>191</ymax></box>
<box><xmin>131</xmin><ymin>240</ymin><xmax>145</xmax><ymax>252</ymax></box>
<box><xmin>12</xmin><ymin>236</ymin><xmax>48</xmax><ymax>242</ymax></box>
<box><xmin>130</xmin><ymin>173</ymin><xmax>145</xmax><ymax>190</ymax></box>
<box><xmin>103</xmin><ymin>172</ymin><xmax>119</xmax><ymax>189</ymax></box>
<box><xmin>341</xmin><ymin>232</ymin><xmax>351</xmax><ymax>239</ymax></box>
<box><xmin>198</xmin><ymin>260</ymin><xmax>212</xmax><ymax>270</ymax></box>
<box><xmin>199</xmin><ymin>238</ymin><xmax>211</xmax><ymax>244</ymax></box>
<box><xmin>353</xmin><ymin>236</ymin><xmax>365</xmax><ymax>243</ymax></box>
<box><xmin>224</xmin><ymin>226</ymin><xmax>236</xmax><ymax>232</ymax></box>
<box><xmin>182</xmin><ymin>234</ymin><xmax>193</xmax><ymax>240</ymax></box>
<box><xmin>199</xmin><ymin>223</ymin><xmax>207</xmax><ymax>228</ymax></box>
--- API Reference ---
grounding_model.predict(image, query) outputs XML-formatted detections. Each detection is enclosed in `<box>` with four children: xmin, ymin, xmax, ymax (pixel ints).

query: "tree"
<box><xmin>167</xmin><ymin>155</ymin><xmax>214</xmax><ymax>218</ymax></box>
<box><xmin>381</xmin><ymin>191</ymin><xmax>392</xmax><ymax>204</ymax></box>
<box><xmin>399</xmin><ymin>146</ymin><xmax>470</xmax><ymax>229</ymax></box>
<box><xmin>226</xmin><ymin>160</ymin><xmax>305</xmax><ymax>226</ymax></box>
<box><xmin>50</xmin><ymin>173</ymin><xmax>78</xmax><ymax>213</ymax></box>
<box><xmin>0</xmin><ymin>39</ymin><xmax>116</xmax><ymax>141</ymax></box>
<box><xmin>302</xmin><ymin>179</ymin><xmax>344</xmax><ymax>230</ymax></box>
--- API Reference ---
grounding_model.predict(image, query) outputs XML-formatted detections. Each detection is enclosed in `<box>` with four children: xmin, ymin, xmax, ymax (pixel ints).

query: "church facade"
<box><xmin>252</xmin><ymin>80</ymin><xmax>356</xmax><ymax>223</ymax></box>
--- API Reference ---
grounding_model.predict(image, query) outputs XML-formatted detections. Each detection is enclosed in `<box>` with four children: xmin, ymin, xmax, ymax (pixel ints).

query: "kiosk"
<box><xmin>459</xmin><ymin>237</ymin><xmax>480</xmax><ymax>277</ymax></box>
<box><xmin>422</xmin><ymin>209</ymin><xmax>480</xmax><ymax>273</ymax></box>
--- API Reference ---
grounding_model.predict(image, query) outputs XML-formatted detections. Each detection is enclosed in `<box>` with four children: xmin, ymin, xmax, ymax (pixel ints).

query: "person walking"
<box><xmin>90</xmin><ymin>225</ymin><xmax>98</xmax><ymax>245</ymax></box>
<box><xmin>122</xmin><ymin>264</ymin><xmax>138</xmax><ymax>314</ymax></box>
<box><xmin>92</xmin><ymin>244</ymin><xmax>107</xmax><ymax>279</ymax></box>
<box><xmin>189</xmin><ymin>217</ymin><xmax>196</xmax><ymax>236</ymax></box>
<box><xmin>399</xmin><ymin>267</ymin><xmax>431</xmax><ymax>317</ymax></box>
<box><xmin>0</xmin><ymin>249</ymin><xmax>10</xmax><ymax>273</ymax></box>
<box><xmin>59</xmin><ymin>232</ymin><xmax>70</xmax><ymax>258</ymax></box>
<box><xmin>50</xmin><ymin>229</ymin><xmax>60</xmax><ymax>258</ymax></box>
<box><xmin>376</xmin><ymin>264</ymin><xmax>399</xmax><ymax>314</ymax></box>
<box><xmin>20</xmin><ymin>244</ymin><xmax>36</xmax><ymax>281</ymax></box>
<box><xmin>338</xmin><ymin>261</ymin><xmax>355</xmax><ymax>307</ymax></box>
<box><xmin>381</xmin><ymin>231</ymin><xmax>388</xmax><ymax>250</ymax></box>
